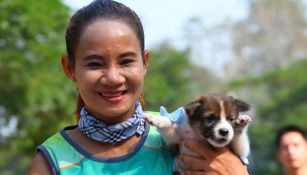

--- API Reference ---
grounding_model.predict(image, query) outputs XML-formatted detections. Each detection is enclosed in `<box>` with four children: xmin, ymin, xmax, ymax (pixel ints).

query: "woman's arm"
<box><xmin>27</xmin><ymin>152</ymin><xmax>52</xmax><ymax>175</ymax></box>
<box><xmin>180</xmin><ymin>140</ymin><xmax>249</xmax><ymax>175</ymax></box>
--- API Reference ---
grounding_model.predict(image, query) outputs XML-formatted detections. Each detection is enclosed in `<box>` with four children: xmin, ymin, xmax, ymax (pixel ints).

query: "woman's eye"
<box><xmin>120</xmin><ymin>58</ymin><xmax>134</xmax><ymax>65</ymax></box>
<box><xmin>86</xmin><ymin>62</ymin><xmax>102</xmax><ymax>68</ymax></box>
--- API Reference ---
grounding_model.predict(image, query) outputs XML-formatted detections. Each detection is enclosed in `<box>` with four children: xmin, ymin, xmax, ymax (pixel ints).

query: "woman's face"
<box><xmin>63</xmin><ymin>19</ymin><xmax>149</xmax><ymax>124</ymax></box>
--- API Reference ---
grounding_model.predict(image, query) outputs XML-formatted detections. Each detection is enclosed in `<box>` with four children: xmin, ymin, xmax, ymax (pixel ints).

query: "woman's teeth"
<box><xmin>100</xmin><ymin>92</ymin><xmax>123</xmax><ymax>97</ymax></box>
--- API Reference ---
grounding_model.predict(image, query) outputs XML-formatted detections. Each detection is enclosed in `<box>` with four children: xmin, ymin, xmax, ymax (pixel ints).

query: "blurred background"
<box><xmin>1</xmin><ymin>0</ymin><xmax>307</xmax><ymax>174</ymax></box>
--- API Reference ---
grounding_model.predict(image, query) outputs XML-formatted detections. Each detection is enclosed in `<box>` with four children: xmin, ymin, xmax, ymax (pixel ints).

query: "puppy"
<box><xmin>145</xmin><ymin>95</ymin><xmax>251</xmax><ymax>173</ymax></box>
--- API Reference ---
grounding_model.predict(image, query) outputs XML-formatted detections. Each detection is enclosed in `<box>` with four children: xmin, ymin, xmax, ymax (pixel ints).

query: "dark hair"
<box><xmin>65</xmin><ymin>0</ymin><xmax>146</xmax><ymax>120</ymax></box>
<box><xmin>65</xmin><ymin>0</ymin><xmax>145</xmax><ymax>63</ymax></box>
<box><xmin>275</xmin><ymin>125</ymin><xmax>307</xmax><ymax>148</ymax></box>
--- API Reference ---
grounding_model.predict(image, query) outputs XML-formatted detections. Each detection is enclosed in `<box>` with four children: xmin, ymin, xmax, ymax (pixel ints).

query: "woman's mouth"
<box><xmin>98</xmin><ymin>91</ymin><xmax>127</xmax><ymax>103</ymax></box>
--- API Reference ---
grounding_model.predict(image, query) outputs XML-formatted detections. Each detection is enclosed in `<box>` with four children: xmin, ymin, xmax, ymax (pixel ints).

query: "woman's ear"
<box><xmin>61</xmin><ymin>55</ymin><xmax>75</xmax><ymax>81</ymax></box>
<box><xmin>143</xmin><ymin>50</ymin><xmax>150</xmax><ymax>74</ymax></box>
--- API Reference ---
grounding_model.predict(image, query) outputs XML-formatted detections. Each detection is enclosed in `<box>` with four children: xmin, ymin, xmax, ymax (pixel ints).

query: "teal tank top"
<box><xmin>38</xmin><ymin>121</ymin><xmax>173</xmax><ymax>175</ymax></box>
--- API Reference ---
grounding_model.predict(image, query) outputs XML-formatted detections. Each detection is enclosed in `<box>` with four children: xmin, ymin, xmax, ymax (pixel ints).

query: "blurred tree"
<box><xmin>229</xmin><ymin>58</ymin><xmax>307</xmax><ymax>175</ymax></box>
<box><xmin>172</xmin><ymin>0</ymin><xmax>307</xmax><ymax>174</ymax></box>
<box><xmin>183</xmin><ymin>17</ymin><xmax>232</xmax><ymax>78</ymax></box>
<box><xmin>145</xmin><ymin>41</ymin><xmax>223</xmax><ymax>110</ymax></box>
<box><xmin>0</xmin><ymin>0</ymin><xmax>73</xmax><ymax>174</ymax></box>
<box><xmin>144</xmin><ymin>42</ymin><xmax>195</xmax><ymax>111</ymax></box>
<box><xmin>226</xmin><ymin>0</ymin><xmax>307</xmax><ymax>77</ymax></box>
<box><xmin>222</xmin><ymin>0</ymin><xmax>307</xmax><ymax>174</ymax></box>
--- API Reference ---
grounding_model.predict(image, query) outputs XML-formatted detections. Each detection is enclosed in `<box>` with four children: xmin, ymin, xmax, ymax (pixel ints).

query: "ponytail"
<box><xmin>75</xmin><ymin>92</ymin><xmax>84</xmax><ymax>122</ymax></box>
<box><xmin>139</xmin><ymin>92</ymin><xmax>146</xmax><ymax>110</ymax></box>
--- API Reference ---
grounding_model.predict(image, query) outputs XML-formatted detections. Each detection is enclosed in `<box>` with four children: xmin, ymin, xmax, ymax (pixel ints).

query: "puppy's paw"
<box><xmin>236</xmin><ymin>115</ymin><xmax>252</xmax><ymax>126</ymax></box>
<box><xmin>234</xmin><ymin>115</ymin><xmax>252</xmax><ymax>133</ymax></box>
<box><xmin>144</xmin><ymin>113</ymin><xmax>172</xmax><ymax>128</ymax></box>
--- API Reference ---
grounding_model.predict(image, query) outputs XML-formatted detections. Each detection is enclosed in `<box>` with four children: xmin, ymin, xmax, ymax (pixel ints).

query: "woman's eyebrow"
<box><xmin>82</xmin><ymin>54</ymin><xmax>104</xmax><ymax>61</ymax></box>
<box><xmin>118</xmin><ymin>50</ymin><xmax>138</xmax><ymax>57</ymax></box>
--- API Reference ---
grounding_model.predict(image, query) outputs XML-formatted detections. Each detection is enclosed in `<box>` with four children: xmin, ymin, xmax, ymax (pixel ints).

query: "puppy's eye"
<box><xmin>227</xmin><ymin>117</ymin><xmax>234</xmax><ymax>122</ymax></box>
<box><xmin>207</xmin><ymin>114</ymin><xmax>216</xmax><ymax>122</ymax></box>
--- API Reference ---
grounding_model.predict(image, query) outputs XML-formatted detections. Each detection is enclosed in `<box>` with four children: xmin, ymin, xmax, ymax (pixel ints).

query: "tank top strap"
<box><xmin>38</xmin><ymin>116</ymin><xmax>173</xmax><ymax>175</ymax></box>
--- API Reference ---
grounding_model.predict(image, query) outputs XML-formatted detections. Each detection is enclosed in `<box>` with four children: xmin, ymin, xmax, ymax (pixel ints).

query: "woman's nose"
<box><xmin>101</xmin><ymin>66</ymin><xmax>125</xmax><ymax>86</ymax></box>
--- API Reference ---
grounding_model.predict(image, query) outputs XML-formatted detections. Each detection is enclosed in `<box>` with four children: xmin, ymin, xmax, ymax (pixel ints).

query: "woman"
<box><xmin>28</xmin><ymin>0</ymin><xmax>248</xmax><ymax>174</ymax></box>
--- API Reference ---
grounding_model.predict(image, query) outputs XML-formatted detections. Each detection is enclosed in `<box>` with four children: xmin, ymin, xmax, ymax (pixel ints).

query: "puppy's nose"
<box><xmin>219</xmin><ymin>128</ymin><xmax>229</xmax><ymax>136</ymax></box>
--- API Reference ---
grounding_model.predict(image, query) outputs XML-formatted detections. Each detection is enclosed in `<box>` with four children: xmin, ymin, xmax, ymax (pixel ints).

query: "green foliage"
<box><xmin>229</xmin><ymin>58</ymin><xmax>307</xmax><ymax>175</ymax></box>
<box><xmin>228</xmin><ymin>0</ymin><xmax>307</xmax><ymax>77</ymax></box>
<box><xmin>144</xmin><ymin>41</ymin><xmax>221</xmax><ymax>113</ymax></box>
<box><xmin>144</xmin><ymin>43</ymin><xmax>195</xmax><ymax>111</ymax></box>
<box><xmin>0</xmin><ymin>0</ymin><xmax>73</xmax><ymax>174</ymax></box>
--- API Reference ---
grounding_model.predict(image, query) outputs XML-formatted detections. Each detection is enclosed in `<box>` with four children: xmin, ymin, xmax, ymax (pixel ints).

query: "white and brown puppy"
<box><xmin>145</xmin><ymin>95</ymin><xmax>252</xmax><ymax>172</ymax></box>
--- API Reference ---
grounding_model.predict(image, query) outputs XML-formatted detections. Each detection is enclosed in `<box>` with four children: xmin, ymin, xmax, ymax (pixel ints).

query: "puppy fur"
<box><xmin>145</xmin><ymin>94</ymin><xmax>251</xmax><ymax>173</ymax></box>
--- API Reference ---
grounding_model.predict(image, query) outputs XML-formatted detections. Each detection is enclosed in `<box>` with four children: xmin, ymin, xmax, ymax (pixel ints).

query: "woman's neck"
<box><xmin>69</xmin><ymin>127</ymin><xmax>141</xmax><ymax>158</ymax></box>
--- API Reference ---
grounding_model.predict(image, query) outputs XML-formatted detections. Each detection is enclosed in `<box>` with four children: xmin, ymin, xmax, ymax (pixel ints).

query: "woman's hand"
<box><xmin>180</xmin><ymin>139</ymin><xmax>249</xmax><ymax>175</ymax></box>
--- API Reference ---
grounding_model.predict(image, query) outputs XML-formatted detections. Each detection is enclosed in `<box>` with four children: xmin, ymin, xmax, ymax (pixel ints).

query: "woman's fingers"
<box><xmin>181</xmin><ymin>139</ymin><xmax>249</xmax><ymax>175</ymax></box>
<box><xmin>180</xmin><ymin>154</ymin><xmax>208</xmax><ymax>170</ymax></box>
<box><xmin>184</xmin><ymin>170</ymin><xmax>206</xmax><ymax>175</ymax></box>
<box><xmin>180</xmin><ymin>154</ymin><xmax>223</xmax><ymax>175</ymax></box>
<box><xmin>184</xmin><ymin>170</ymin><xmax>223</xmax><ymax>175</ymax></box>
<box><xmin>184</xmin><ymin>140</ymin><xmax>227</xmax><ymax>160</ymax></box>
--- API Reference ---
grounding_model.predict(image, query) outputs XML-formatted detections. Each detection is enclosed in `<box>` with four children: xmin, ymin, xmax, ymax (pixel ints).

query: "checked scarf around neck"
<box><xmin>78</xmin><ymin>102</ymin><xmax>145</xmax><ymax>144</ymax></box>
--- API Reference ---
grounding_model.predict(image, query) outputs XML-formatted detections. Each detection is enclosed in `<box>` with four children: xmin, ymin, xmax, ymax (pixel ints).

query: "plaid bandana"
<box><xmin>78</xmin><ymin>102</ymin><xmax>145</xmax><ymax>144</ymax></box>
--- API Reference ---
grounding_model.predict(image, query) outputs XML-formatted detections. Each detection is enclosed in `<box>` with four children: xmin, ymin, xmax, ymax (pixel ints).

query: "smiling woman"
<box><xmin>27</xmin><ymin>1</ymin><xmax>172</xmax><ymax>174</ymax></box>
<box><xmin>27</xmin><ymin>0</ymin><xmax>249</xmax><ymax>175</ymax></box>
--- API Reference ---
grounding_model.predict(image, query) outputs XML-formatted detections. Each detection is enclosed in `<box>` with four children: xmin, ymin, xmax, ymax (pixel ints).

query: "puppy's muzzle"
<box><xmin>219</xmin><ymin>128</ymin><xmax>229</xmax><ymax>137</ymax></box>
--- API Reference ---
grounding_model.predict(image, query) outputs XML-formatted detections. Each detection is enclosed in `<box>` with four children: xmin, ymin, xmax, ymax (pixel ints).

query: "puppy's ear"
<box><xmin>234</xmin><ymin>99</ymin><xmax>250</xmax><ymax>112</ymax></box>
<box><xmin>185</xmin><ymin>102</ymin><xmax>202</xmax><ymax>117</ymax></box>
<box><xmin>185</xmin><ymin>96</ymin><xmax>206</xmax><ymax>116</ymax></box>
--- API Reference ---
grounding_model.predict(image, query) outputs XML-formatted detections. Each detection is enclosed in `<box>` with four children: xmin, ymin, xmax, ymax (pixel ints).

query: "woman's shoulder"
<box><xmin>33</xmin><ymin>125</ymin><xmax>82</xmax><ymax>175</ymax></box>
<box><xmin>28</xmin><ymin>127</ymin><xmax>71</xmax><ymax>175</ymax></box>
<box><xmin>41</xmin><ymin>125</ymin><xmax>77</xmax><ymax>148</ymax></box>
<box><xmin>28</xmin><ymin>152</ymin><xmax>53</xmax><ymax>175</ymax></box>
